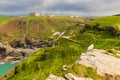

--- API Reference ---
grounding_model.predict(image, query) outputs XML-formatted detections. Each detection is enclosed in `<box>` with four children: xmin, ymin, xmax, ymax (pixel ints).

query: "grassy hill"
<box><xmin>89</xmin><ymin>16</ymin><xmax>120</xmax><ymax>28</ymax></box>
<box><xmin>89</xmin><ymin>16</ymin><xmax>120</xmax><ymax>36</ymax></box>
<box><xmin>88</xmin><ymin>16</ymin><xmax>120</xmax><ymax>49</ymax></box>
<box><xmin>0</xmin><ymin>16</ymin><xmax>83</xmax><ymax>42</ymax></box>
<box><xmin>0</xmin><ymin>16</ymin><xmax>13</xmax><ymax>23</ymax></box>
<box><xmin>1</xmin><ymin>16</ymin><xmax>120</xmax><ymax>80</ymax></box>
<box><xmin>7</xmin><ymin>37</ymin><xmax>104</xmax><ymax>80</ymax></box>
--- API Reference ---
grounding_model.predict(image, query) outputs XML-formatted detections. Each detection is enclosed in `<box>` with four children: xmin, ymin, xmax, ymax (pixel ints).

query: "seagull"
<box><xmin>87</xmin><ymin>44</ymin><xmax>94</xmax><ymax>51</ymax></box>
<box><xmin>52</xmin><ymin>32</ymin><xmax>60</xmax><ymax>37</ymax></box>
<box><xmin>60</xmin><ymin>31</ymin><xmax>66</xmax><ymax>36</ymax></box>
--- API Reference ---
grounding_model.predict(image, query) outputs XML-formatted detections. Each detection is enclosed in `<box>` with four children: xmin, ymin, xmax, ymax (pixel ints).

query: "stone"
<box><xmin>4</xmin><ymin>56</ymin><xmax>14</xmax><ymax>62</ymax></box>
<box><xmin>62</xmin><ymin>65</ymin><xmax>73</xmax><ymax>71</ymax></box>
<box><xmin>65</xmin><ymin>73</ymin><xmax>93</xmax><ymax>80</ymax></box>
<box><xmin>62</xmin><ymin>65</ymin><xmax>69</xmax><ymax>71</ymax></box>
<box><xmin>10</xmin><ymin>39</ymin><xmax>24</xmax><ymax>48</ymax></box>
<box><xmin>76</xmin><ymin>49</ymin><xmax>120</xmax><ymax>76</ymax></box>
<box><xmin>46</xmin><ymin>74</ymin><xmax>93</xmax><ymax>80</ymax></box>
<box><xmin>0</xmin><ymin>47</ymin><xmax>6</xmax><ymax>54</ymax></box>
<box><xmin>46</xmin><ymin>74</ymin><xmax>65</xmax><ymax>80</ymax></box>
<box><xmin>31</xmin><ymin>41</ymin><xmax>52</xmax><ymax>48</ymax></box>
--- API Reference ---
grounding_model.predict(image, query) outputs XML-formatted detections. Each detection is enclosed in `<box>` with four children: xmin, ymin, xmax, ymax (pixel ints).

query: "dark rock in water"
<box><xmin>5</xmin><ymin>50</ymin><xmax>27</xmax><ymax>62</ymax></box>
<box><xmin>7</xmin><ymin>51</ymin><xmax>27</xmax><ymax>57</ymax></box>
<box><xmin>7</xmin><ymin>51</ymin><xmax>22</xmax><ymax>57</ymax></box>
<box><xmin>14</xmin><ymin>67</ymin><xmax>18</xmax><ymax>74</ymax></box>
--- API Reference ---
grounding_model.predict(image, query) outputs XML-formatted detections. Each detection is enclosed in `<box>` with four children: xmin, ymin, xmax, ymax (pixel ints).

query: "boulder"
<box><xmin>46</xmin><ymin>74</ymin><xmax>65</xmax><ymax>80</ymax></box>
<box><xmin>65</xmin><ymin>73</ymin><xmax>93</xmax><ymax>80</ymax></box>
<box><xmin>46</xmin><ymin>74</ymin><xmax>93</xmax><ymax>80</ymax></box>
<box><xmin>5</xmin><ymin>50</ymin><xmax>25</xmax><ymax>62</ymax></box>
<box><xmin>76</xmin><ymin>49</ymin><xmax>120</xmax><ymax>76</ymax></box>
<box><xmin>4</xmin><ymin>56</ymin><xmax>14</xmax><ymax>62</ymax></box>
<box><xmin>0</xmin><ymin>47</ymin><xmax>7</xmax><ymax>60</ymax></box>
<box><xmin>0</xmin><ymin>47</ymin><xmax>6</xmax><ymax>54</ymax></box>
<box><xmin>62</xmin><ymin>65</ymin><xmax>69</xmax><ymax>71</ymax></box>
<box><xmin>62</xmin><ymin>65</ymin><xmax>73</xmax><ymax>71</ymax></box>
<box><xmin>10</xmin><ymin>39</ymin><xmax>24</xmax><ymax>48</ymax></box>
<box><xmin>31</xmin><ymin>41</ymin><xmax>52</xmax><ymax>48</ymax></box>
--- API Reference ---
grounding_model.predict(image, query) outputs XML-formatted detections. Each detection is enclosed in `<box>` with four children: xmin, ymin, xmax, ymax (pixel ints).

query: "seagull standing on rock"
<box><xmin>87</xmin><ymin>44</ymin><xmax>94</xmax><ymax>51</ymax></box>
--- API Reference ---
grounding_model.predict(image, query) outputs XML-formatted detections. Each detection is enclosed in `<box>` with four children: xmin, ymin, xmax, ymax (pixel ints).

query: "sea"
<box><xmin>0</xmin><ymin>60</ymin><xmax>21</xmax><ymax>76</ymax></box>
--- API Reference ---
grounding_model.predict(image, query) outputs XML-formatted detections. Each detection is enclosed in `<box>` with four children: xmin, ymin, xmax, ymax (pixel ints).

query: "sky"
<box><xmin>0</xmin><ymin>0</ymin><xmax>120</xmax><ymax>16</ymax></box>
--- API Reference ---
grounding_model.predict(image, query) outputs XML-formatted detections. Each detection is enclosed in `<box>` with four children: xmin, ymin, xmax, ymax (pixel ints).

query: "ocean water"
<box><xmin>0</xmin><ymin>62</ymin><xmax>18</xmax><ymax>76</ymax></box>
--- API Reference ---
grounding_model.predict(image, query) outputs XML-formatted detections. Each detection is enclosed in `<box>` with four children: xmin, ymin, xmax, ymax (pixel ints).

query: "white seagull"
<box><xmin>52</xmin><ymin>32</ymin><xmax>60</xmax><ymax>37</ymax></box>
<box><xmin>87</xmin><ymin>44</ymin><xmax>94</xmax><ymax>51</ymax></box>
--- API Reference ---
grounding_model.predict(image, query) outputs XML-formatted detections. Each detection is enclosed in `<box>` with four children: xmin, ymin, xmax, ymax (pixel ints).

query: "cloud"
<box><xmin>0</xmin><ymin>0</ymin><xmax>120</xmax><ymax>16</ymax></box>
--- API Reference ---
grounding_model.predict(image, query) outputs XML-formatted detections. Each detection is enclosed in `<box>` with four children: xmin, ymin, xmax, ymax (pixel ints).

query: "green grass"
<box><xmin>7</xmin><ymin>46</ymin><xmax>82</xmax><ymax>80</ymax></box>
<box><xmin>69</xmin><ymin>64</ymin><xmax>103</xmax><ymax>80</ymax></box>
<box><xmin>95</xmin><ymin>39</ymin><xmax>120</xmax><ymax>49</ymax></box>
<box><xmin>7</xmin><ymin>32</ymin><xmax>105</xmax><ymax>80</ymax></box>
<box><xmin>0</xmin><ymin>16</ymin><xmax>83</xmax><ymax>42</ymax></box>
<box><xmin>0</xmin><ymin>16</ymin><xmax>13</xmax><ymax>23</ymax></box>
<box><xmin>89</xmin><ymin>16</ymin><xmax>120</xmax><ymax>28</ymax></box>
<box><xmin>4</xmin><ymin>15</ymin><xmax>120</xmax><ymax>80</ymax></box>
<box><xmin>20</xmin><ymin>16</ymin><xmax>83</xmax><ymax>39</ymax></box>
<box><xmin>7</xmin><ymin>39</ymin><xmax>103</xmax><ymax>80</ymax></box>
<box><xmin>87</xmin><ymin>16</ymin><xmax>120</xmax><ymax>49</ymax></box>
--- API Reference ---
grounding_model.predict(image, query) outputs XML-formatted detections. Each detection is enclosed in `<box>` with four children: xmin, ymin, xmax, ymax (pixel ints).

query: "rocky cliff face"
<box><xmin>0</xmin><ymin>42</ymin><xmax>32</xmax><ymax>63</ymax></box>
<box><xmin>46</xmin><ymin>73</ymin><xmax>93</xmax><ymax>80</ymax></box>
<box><xmin>45</xmin><ymin>49</ymin><xmax>120</xmax><ymax>80</ymax></box>
<box><xmin>0</xmin><ymin>38</ymin><xmax>53</xmax><ymax>63</ymax></box>
<box><xmin>76</xmin><ymin>49</ymin><xmax>120</xmax><ymax>78</ymax></box>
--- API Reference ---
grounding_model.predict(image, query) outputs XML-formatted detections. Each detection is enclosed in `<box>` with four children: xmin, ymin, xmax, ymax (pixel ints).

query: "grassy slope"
<box><xmin>89</xmin><ymin>16</ymin><xmax>120</xmax><ymax>28</ymax></box>
<box><xmin>7</xmin><ymin>40</ymin><xmax>103</xmax><ymax>80</ymax></box>
<box><xmin>0</xmin><ymin>16</ymin><xmax>12</xmax><ymax>23</ymax></box>
<box><xmin>5</xmin><ymin>16</ymin><xmax>120</xmax><ymax>80</ymax></box>
<box><xmin>0</xmin><ymin>16</ymin><xmax>83</xmax><ymax>42</ymax></box>
<box><xmin>88</xmin><ymin>16</ymin><xmax>120</xmax><ymax>49</ymax></box>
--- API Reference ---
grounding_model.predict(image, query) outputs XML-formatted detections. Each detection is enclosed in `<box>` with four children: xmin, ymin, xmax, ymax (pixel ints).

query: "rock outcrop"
<box><xmin>65</xmin><ymin>73</ymin><xmax>93</xmax><ymax>80</ymax></box>
<box><xmin>10</xmin><ymin>38</ymin><xmax>53</xmax><ymax>49</ymax></box>
<box><xmin>0</xmin><ymin>42</ymin><xmax>38</xmax><ymax>63</ymax></box>
<box><xmin>46</xmin><ymin>74</ymin><xmax>65</xmax><ymax>80</ymax></box>
<box><xmin>76</xmin><ymin>49</ymin><xmax>120</xmax><ymax>76</ymax></box>
<box><xmin>0</xmin><ymin>47</ymin><xmax>7</xmax><ymax>60</ymax></box>
<box><xmin>46</xmin><ymin>73</ymin><xmax>93</xmax><ymax>80</ymax></box>
<box><xmin>10</xmin><ymin>39</ymin><xmax>24</xmax><ymax>48</ymax></box>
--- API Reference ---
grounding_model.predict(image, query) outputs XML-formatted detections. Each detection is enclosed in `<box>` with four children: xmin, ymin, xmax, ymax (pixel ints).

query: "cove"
<box><xmin>0</xmin><ymin>62</ymin><xmax>18</xmax><ymax>76</ymax></box>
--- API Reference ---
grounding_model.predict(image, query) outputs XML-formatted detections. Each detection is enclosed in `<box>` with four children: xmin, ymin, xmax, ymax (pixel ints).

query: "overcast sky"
<box><xmin>0</xmin><ymin>0</ymin><xmax>120</xmax><ymax>16</ymax></box>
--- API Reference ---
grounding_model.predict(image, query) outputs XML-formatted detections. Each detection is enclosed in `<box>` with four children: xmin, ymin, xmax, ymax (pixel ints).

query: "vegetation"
<box><xmin>7</xmin><ymin>42</ymin><xmax>104</xmax><ymax>80</ymax></box>
<box><xmin>89</xmin><ymin>16</ymin><xmax>120</xmax><ymax>36</ymax></box>
<box><xmin>7</xmin><ymin>46</ymin><xmax>81</xmax><ymax>80</ymax></box>
<box><xmin>0</xmin><ymin>16</ymin><xmax>13</xmax><ymax>23</ymax></box>
<box><xmin>0</xmin><ymin>15</ymin><xmax>120</xmax><ymax>80</ymax></box>
<box><xmin>69</xmin><ymin>64</ymin><xmax>103</xmax><ymax>80</ymax></box>
<box><xmin>0</xmin><ymin>16</ymin><xmax>83</xmax><ymax>42</ymax></box>
<box><xmin>87</xmin><ymin>16</ymin><xmax>120</xmax><ymax>49</ymax></box>
<box><xmin>89</xmin><ymin>16</ymin><xmax>120</xmax><ymax>28</ymax></box>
